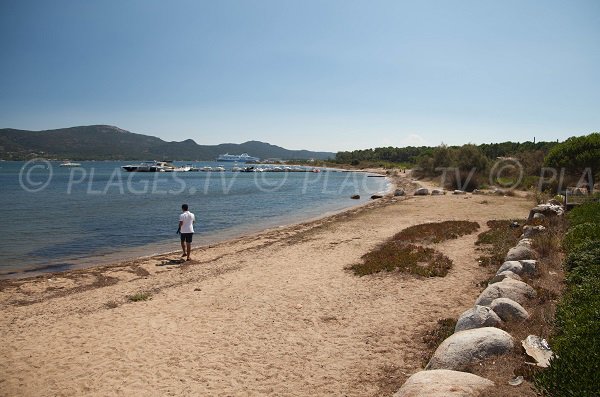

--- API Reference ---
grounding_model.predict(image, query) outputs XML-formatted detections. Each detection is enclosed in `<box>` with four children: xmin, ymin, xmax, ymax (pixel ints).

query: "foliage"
<box><xmin>335</xmin><ymin>141</ymin><xmax>557</xmax><ymax>169</ymax></box>
<box><xmin>392</xmin><ymin>221</ymin><xmax>480</xmax><ymax>244</ymax></box>
<box><xmin>563</xmin><ymin>222</ymin><xmax>600</xmax><ymax>253</ymax></box>
<box><xmin>535</xmin><ymin>262</ymin><xmax>600</xmax><ymax>396</ymax></box>
<box><xmin>475</xmin><ymin>220</ymin><xmax>523</xmax><ymax>267</ymax></box>
<box><xmin>567</xmin><ymin>202</ymin><xmax>600</xmax><ymax>227</ymax></box>
<box><xmin>535</xmin><ymin>202</ymin><xmax>600</xmax><ymax>396</ymax></box>
<box><xmin>545</xmin><ymin>132</ymin><xmax>600</xmax><ymax>190</ymax></box>
<box><xmin>351</xmin><ymin>243</ymin><xmax>453</xmax><ymax>277</ymax></box>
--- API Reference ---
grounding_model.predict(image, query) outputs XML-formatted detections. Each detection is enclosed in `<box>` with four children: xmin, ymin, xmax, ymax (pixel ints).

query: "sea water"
<box><xmin>0</xmin><ymin>161</ymin><xmax>389</xmax><ymax>277</ymax></box>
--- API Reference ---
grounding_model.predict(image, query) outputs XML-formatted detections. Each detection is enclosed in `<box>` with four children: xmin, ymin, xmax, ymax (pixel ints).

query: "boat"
<box><xmin>59</xmin><ymin>162</ymin><xmax>81</xmax><ymax>167</ymax></box>
<box><xmin>216</xmin><ymin>153</ymin><xmax>260</xmax><ymax>162</ymax></box>
<box><xmin>121</xmin><ymin>161</ymin><xmax>176</xmax><ymax>172</ymax></box>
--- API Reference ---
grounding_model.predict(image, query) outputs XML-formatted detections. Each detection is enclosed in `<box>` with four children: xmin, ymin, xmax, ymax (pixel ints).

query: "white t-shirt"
<box><xmin>179</xmin><ymin>211</ymin><xmax>195</xmax><ymax>233</ymax></box>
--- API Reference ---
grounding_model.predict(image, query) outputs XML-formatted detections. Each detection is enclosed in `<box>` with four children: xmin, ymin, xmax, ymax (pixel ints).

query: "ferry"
<box><xmin>216</xmin><ymin>153</ymin><xmax>260</xmax><ymax>162</ymax></box>
<box><xmin>59</xmin><ymin>162</ymin><xmax>82</xmax><ymax>167</ymax></box>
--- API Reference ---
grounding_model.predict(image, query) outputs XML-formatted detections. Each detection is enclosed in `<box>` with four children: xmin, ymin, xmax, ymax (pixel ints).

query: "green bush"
<box><xmin>564</xmin><ymin>239</ymin><xmax>600</xmax><ymax>272</ymax></box>
<box><xmin>567</xmin><ymin>202</ymin><xmax>600</xmax><ymax>227</ymax></box>
<box><xmin>563</xmin><ymin>222</ymin><xmax>600</xmax><ymax>253</ymax></box>
<box><xmin>535</xmin><ymin>203</ymin><xmax>600</xmax><ymax>396</ymax></box>
<box><xmin>535</xmin><ymin>276</ymin><xmax>600</xmax><ymax>396</ymax></box>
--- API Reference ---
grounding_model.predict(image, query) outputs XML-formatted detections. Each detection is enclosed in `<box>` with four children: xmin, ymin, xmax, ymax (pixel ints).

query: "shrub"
<box><xmin>563</xmin><ymin>222</ymin><xmax>600</xmax><ymax>253</ymax></box>
<box><xmin>567</xmin><ymin>202</ymin><xmax>600</xmax><ymax>227</ymax></box>
<box><xmin>128</xmin><ymin>292</ymin><xmax>152</xmax><ymax>302</ymax></box>
<box><xmin>475</xmin><ymin>220</ymin><xmax>523</xmax><ymax>267</ymax></box>
<box><xmin>392</xmin><ymin>221</ymin><xmax>480</xmax><ymax>244</ymax></box>
<box><xmin>534</xmin><ymin>275</ymin><xmax>600</xmax><ymax>396</ymax></box>
<box><xmin>564</xmin><ymin>239</ymin><xmax>600</xmax><ymax>272</ymax></box>
<box><xmin>535</xmin><ymin>202</ymin><xmax>600</xmax><ymax>396</ymax></box>
<box><xmin>351</xmin><ymin>243</ymin><xmax>453</xmax><ymax>277</ymax></box>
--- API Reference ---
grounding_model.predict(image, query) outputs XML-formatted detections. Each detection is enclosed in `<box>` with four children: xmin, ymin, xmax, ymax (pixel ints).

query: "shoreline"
<box><xmin>0</xmin><ymin>170</ymin><xmax>399</xmax><ymax>281</ymax></box>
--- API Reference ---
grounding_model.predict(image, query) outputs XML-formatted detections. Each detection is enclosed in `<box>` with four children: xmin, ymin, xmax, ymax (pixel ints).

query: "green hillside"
<box><xmin>0</xmin><ymin>125</ymin><xmax>334</xmax><ymax>161</ymax></box>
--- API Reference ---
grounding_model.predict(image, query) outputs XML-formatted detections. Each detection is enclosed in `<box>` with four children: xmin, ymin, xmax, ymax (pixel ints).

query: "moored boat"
<box><xmin>216</xmin><ymin>153</ymin><xmax>260</xmax><ymax>162</ymax></box>
<box><xmin>59</xmin><ymin>162</ymin><xmax>81</xmax><ymax>167</ymax></box>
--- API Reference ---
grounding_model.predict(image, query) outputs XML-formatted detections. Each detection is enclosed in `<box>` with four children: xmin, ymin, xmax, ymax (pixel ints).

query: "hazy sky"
<box><xmin>1</xmin><ymin>0</ymin><xmax>599</xmax><ymax>152</ymax></box>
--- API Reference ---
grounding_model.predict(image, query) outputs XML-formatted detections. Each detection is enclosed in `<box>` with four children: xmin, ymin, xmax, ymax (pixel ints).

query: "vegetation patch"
<box><xmin>127</xmin><ymin>291</ymin><xmax>152</xmax><ymax>302</ymax></box>
<box><xmin>351</xmin><ymin>242</ymin><xmax>453</xmax><ymax>277</ymax></box>
<box><xmin>475</xmin><ymin>220</ymin><xmax>523</xmax><ymax>267</ymax></box>
<box><xmin>534</xmin><ymin>202</ymin><xmax>600</xmax><ymax>396</ymax></box>
<box><xmin>421</xmin><ymin>318</ymin><xmax>457</xmax><ymax>366</ymax></box>
<box><xmin>562</xmin><ymin>222</ymin><xmax>600</xmax><ymax>254</ymax></box>
<box><xmin>392</xmin><ymin>221</ymin><xmax>480</xmax><ymax>244</ymax></box>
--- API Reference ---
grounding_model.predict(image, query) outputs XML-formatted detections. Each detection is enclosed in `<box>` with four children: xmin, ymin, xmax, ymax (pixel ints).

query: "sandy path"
<box><xmin>0</xmin><ymin>190</ymin><xmax>532</xmax><ymax>396</ymax></box>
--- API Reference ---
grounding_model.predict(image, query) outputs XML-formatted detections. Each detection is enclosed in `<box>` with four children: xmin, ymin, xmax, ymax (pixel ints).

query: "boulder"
<box><xmin>496</xmin><ymin>261</ymin><xmax>523</xmax><ymax>275</ymax></box>
<box><xmin>505</xmin><ymin>244</ymin><xmax>537</xmax><ymax>261</ymax></box>
<box><xmin>453</xmin><ymin>190</ymin><xmax>467</xmax><ymax>195</ymax></box>
<box><xmin>431</xmin><ymin>189</ymin><xmax>446</xmax><ymax>195</ymax></box>
<box><xmin>490</xmin><ymin>298</ymin><xmax>529</xmax><ymax>322</ymax></box>
<box><xmin>393</xmin><ymin>369</ymin><xmax>494</xmax><ymax>397</ymax></box>
<box><xmin>414</xmin><ymin>188</ymin><xmax>429</xmax><ymax>196</ymax></box>
<box><xmin>370</xmin><ymin>194</ymin><xmax>383</xmax><ymax>199</ymax></box>
<box><xmin>474</xmin><ymin>279</ymin><xmax>537</xmax><ymax>306</ymax></box>
<box><xmin>527</xmin><ymin>203</ymin><xmax>564</xmax><ymax>222</ymax></box>
<box><xmin>426</xmin><ymin>327</ymin><xmax>514</xmax><ymax>371</ymax></box>
<box><xmin>496</xmin><ymin>260</ymin><xmax>537</xmax><ymax>277</ymax></box>
<box><xmin>533</xmin><ymin>212</ymin><xmax>546</xmax><ymax>220</ymax></box>
<box><xmin>522</xmin><ymin>225</ymin><xmax>546</xmax><ymax>238</ymax></box>
<box><xmin>519</xmin><ymin>259</ymin><xmax>537</xmax><ymax>274</ymax></box>
<box><xmin>350</xmin><ymin>194</ymin><xmax>360</xmax><ymax>200</ymax></box>
<box><xmin>489</xmin><ymin>270</ymin><xmax>522</xmax><ymax>284</ymax></box>
<box><xmin>394</xmin><ymin>189</ymin><xmax>405</xmax><ymax>197</ymax></box>
<box><xmin>455</xmin><ymin>305</ymin><xmax>503</xmax><ymax>332</ymax></box>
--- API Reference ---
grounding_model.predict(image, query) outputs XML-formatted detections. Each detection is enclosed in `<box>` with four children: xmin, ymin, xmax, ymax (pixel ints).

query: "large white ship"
<box><xmin>216</xmin><ymin>153</ymin><xmax>260</xmax><ymax>162</ymax></box>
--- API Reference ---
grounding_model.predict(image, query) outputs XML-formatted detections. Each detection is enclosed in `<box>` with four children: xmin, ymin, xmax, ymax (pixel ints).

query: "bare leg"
<box><xmin>181</xmin><ymin>240</ymin><xmax>186</xmax><ymax>256</ymax></box>
<box><xmin>186</xmin><ymin>242</ymin><xmax>192</xmax><ymax>260</ymax></box>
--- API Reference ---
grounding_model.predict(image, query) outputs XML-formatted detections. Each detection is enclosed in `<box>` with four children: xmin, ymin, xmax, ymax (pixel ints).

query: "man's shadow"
<box><xmin>156</xmin><ymin>258</ymin><xmax>185</xmax><ymax>266</ymax></box>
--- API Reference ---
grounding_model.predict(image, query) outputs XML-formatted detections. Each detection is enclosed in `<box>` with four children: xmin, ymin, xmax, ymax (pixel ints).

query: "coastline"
<box><xmin>0</xmin><ymin>172</ymin><xmax>534</xmax><ymax>396</ymax></box>
<box><xmin>0</xmin><ymin>168</ymin><xmax>395</xmax><ymax>281</ymax></box>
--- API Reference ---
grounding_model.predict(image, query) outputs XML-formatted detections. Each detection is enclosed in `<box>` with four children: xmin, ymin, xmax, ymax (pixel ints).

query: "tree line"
<box><xmin>334</xmin><ymin>134</ymin><xmax>600</xmax><ymax>192</ymax></box>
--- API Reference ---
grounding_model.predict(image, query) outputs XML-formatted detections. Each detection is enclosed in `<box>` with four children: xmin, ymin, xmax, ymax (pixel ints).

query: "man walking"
<box><xmin>178</xmin><ymin>204</ymin><xmax>195</xmax><ymax>261</ymax></box>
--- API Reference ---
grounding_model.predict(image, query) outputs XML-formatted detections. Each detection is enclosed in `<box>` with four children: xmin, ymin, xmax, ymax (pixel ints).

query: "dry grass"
<box><xmin>463</xmin><ymin>216</ymin><xmax>567</xmax><ymax>397</ymax></box>
<box><xmin>476</xmin><ymin>220</ymin><xmax>524</xmax><ymax>268</ymax></box>
<box><xmin>420</xmin><ymin>318</ymin><xmax>457</xmax><ymax>367</ymax></box>
<box><xmin>350</xmin><ymin>243</ymin><xmax>453</xmax><ymax>277</ymax></box>
<box><xmin>127</xmin><ymin>291</ymin><xmax>152</xmax><ymax>302</ymax></box>
<box><xmin>391</xmin><ymin>221</ymin><xmax>480</xmax><ymax>244</ymax></box>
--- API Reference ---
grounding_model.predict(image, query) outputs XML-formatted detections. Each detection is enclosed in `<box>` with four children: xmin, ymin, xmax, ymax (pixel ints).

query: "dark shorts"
<box><xmin>180</xmin><ymin>233</ymin><xmax>193</xmax><ymax>243</ymax></box>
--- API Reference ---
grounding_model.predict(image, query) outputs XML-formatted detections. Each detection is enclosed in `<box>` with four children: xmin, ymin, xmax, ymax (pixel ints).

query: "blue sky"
<box><xmin>1</xmin><ymin>0</ymin><xmax>599</xmax><ymax>152</ymax></box>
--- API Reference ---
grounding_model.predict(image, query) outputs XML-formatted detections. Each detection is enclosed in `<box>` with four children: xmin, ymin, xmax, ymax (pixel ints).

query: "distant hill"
<box><xmin>0</xmin><ymin>125</ymin><xmax>335</xmax><ymax>161</ymax></box>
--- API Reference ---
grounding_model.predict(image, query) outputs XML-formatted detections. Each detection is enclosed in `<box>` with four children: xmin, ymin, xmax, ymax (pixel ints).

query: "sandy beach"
<box><xmin>0</xmin><ymin>176</ymin><xmax>533</xmax><ymax>397</ymax></box>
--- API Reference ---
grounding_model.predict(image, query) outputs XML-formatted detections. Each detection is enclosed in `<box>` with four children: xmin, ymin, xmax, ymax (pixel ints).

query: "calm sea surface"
<box><xmin>0</xmin><ymin>161</ymin><xmax>389</xmax><ymax>277</ymax></box>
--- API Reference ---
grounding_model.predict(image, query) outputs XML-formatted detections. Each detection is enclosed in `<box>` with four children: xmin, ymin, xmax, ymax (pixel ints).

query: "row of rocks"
<box><xmin>413</xmin><ymin>188</ymin><xmax>473</xmax><ymax>196</ymax></box>
<box><xmin>394</xmin><ymin>202</ymin><xmax>560</xmax><ymax>397</ymax></box>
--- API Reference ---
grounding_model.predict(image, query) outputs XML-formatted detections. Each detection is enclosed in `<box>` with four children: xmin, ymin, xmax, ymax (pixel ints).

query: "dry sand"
<box><xmin>0</xmin><ymin>176</ymin><xmax>533</xmax><ymax>397</ymax></box>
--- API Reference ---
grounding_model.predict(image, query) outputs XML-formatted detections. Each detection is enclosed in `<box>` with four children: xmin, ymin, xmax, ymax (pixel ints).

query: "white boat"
<box><xmin>216</xmin><ymin>153</ymin><xmax>260</xmax><ymax>162</ymax></box>
<box><xmin>59</xmin><ymin>162</ymin><xmax>81</xmax><ymax>167</ymax></box>
<box><xmin>121</xmin><ymin>161</ymin><xmax>176</xmax><ymax>172</ymax></box>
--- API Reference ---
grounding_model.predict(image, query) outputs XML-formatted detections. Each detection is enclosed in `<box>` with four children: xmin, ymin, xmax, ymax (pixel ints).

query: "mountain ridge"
<box><xmin>0</xmin><ymin>125</ymin><xmax>335</xmax><ymax>161</ymax></box>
